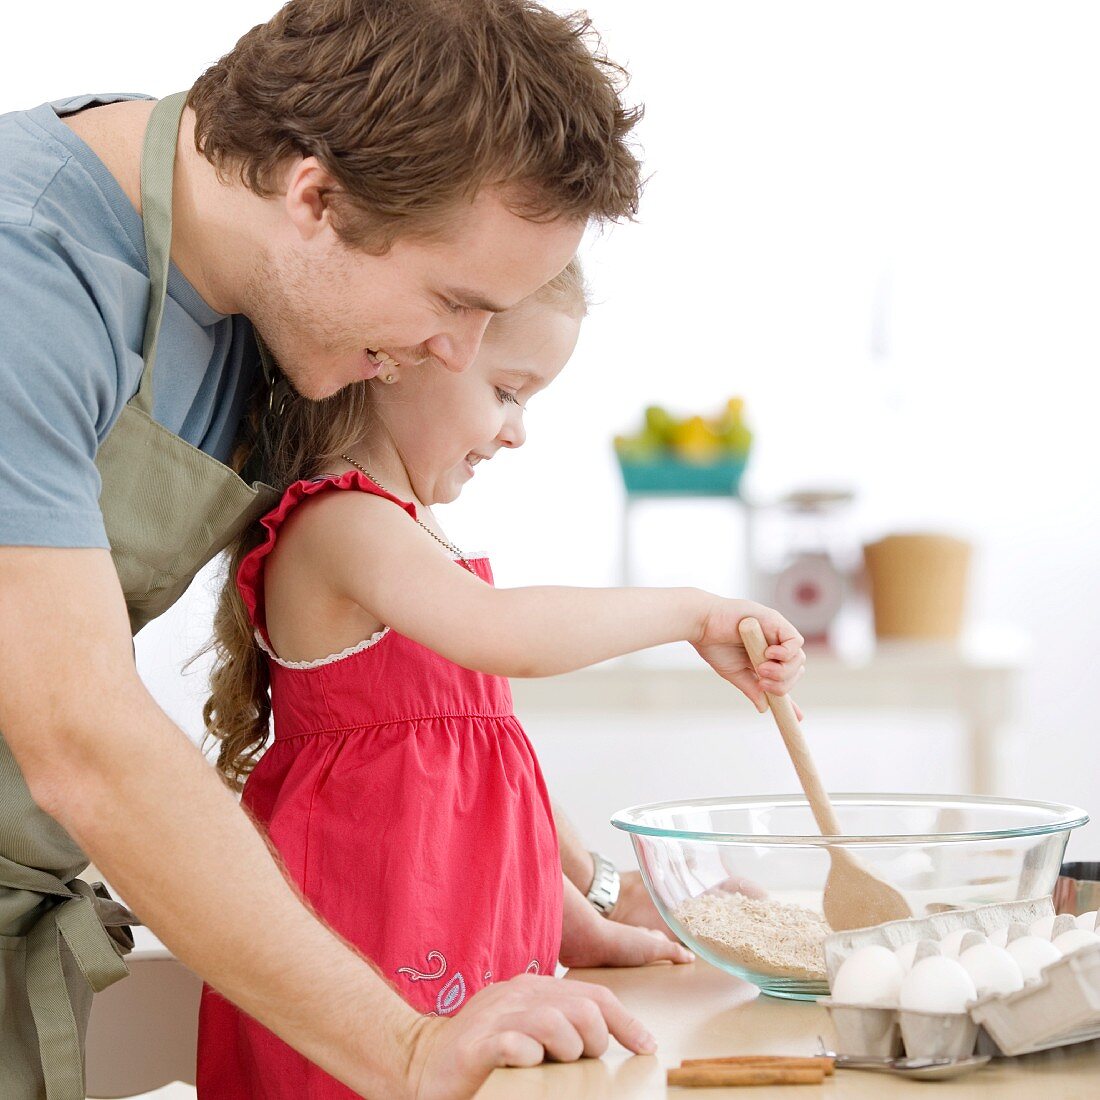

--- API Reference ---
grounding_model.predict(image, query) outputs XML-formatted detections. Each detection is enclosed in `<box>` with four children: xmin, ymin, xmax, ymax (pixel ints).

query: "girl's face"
<box><xmin>368</xmin><ymin>299</ymin><xmax>581</xmax><ymax>505</ymax></box>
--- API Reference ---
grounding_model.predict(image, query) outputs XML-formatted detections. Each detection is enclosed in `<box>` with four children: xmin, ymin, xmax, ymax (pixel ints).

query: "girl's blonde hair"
<box><xmin>203</xmin><ymin>259</ymin><xmax>586</xmax><ymax>788</ymax></box>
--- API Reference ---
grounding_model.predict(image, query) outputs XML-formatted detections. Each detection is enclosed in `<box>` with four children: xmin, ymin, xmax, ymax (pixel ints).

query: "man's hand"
<box><xmin>607</xmin><ymin>870</ymin><xmax>676</xmax><ymax>938</ymax></box>
<box><xmin>609</xmin><ymin>870</ymin><xmax>768</xmax><ymax>941</ymax></box>
<box><xmin>406</xmin><ymin>973</ymin><xmax>656</xmax><ymax>1100</ymax></box>
<box><xmin>559</xmin><ymin>874</ymin><xmax>693</xmax><ymax>968</ymax></box>
<box><xmin>552</xmin><ymin>804</ymin><xmax>690</xmax><ymax>957</ymax></box>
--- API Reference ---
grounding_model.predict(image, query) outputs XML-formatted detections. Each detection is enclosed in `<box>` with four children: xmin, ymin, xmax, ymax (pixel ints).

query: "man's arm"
<box><xmin>0</xmin><ymin>547</ymin><xmax>657</xmax><ymax>1099</ymax></box>
<box><xmin>555</xmin><ymin>801</ymin><xmax>601</xmax><ymax>898</ymax></box>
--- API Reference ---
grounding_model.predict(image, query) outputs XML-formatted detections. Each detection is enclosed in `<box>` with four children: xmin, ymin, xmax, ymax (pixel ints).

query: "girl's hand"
<box><xmin>693</xmin><ymin>600</ymin><xmax>806</xmax><ymax>715</ymax></box>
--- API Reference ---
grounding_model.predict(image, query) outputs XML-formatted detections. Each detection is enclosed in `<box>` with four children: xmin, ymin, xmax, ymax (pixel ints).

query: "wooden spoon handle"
<box><xmin>738</xmin><ymin>617</ymin><xmax>842</xmax><ymax>837</ymax></box>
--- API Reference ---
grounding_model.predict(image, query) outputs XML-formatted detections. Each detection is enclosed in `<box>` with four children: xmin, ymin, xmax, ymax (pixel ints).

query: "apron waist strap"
<box><xmin>1</xmin><ymin>859</ymin><xmax>136</xmax><ymax>1100</ymax></box>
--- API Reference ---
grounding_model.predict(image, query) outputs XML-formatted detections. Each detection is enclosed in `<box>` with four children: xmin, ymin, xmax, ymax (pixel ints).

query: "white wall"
<box><xmin>5</xmin><ymin>2</ymin><xmax>1098</xmax><ymax>853</ymax></box>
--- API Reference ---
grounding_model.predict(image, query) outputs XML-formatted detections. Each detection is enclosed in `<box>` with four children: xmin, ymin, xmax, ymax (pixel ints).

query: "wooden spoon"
<box><xmin>738</xmin><ymin>617</ymin><xmax>910</xmax><ymax>931</ymax></box>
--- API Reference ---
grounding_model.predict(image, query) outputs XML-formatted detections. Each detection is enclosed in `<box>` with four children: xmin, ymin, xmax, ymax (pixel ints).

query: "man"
<box><xmin>0</xmin><ymin>2</ymin><xmax>687</xmax><ymax>1098</ymax></box>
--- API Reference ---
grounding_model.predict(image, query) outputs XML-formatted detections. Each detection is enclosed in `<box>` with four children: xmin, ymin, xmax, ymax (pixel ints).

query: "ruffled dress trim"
<box><xmin>254</xmin><ymin>626</ymin><xmax>391</xmax><ymax>670</ymax></box>
<box><xmin>237</xmin><ymin>470</ymin><xmax>487</xmax><ymax>669</ymax></box>
<box><xmin>236</xmin><ymin>469</ymin><xmax>419</xmax><ymax>639</ymax></box>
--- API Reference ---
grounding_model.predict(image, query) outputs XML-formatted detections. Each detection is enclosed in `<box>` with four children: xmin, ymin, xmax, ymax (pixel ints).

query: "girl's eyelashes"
<box><xmin>495</xmin><ymin>386</ymin><xmax>521</xmax><ymax>406</ymax></box>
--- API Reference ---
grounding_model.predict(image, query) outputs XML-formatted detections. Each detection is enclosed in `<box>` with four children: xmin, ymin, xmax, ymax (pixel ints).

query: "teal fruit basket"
<box><xmin>617</xmin><ymin>455</ymin><xmax>747</xmax><ymax>496</ymax></box>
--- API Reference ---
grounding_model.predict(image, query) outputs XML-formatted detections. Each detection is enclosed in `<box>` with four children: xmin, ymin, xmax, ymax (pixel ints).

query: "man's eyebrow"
<box><xmin>445</xmin><ymin>288</ymin><xmax>511</xmax><ymax>314</ymax></box>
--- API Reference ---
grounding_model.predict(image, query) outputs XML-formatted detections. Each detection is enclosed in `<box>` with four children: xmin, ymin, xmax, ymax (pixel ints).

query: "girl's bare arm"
<box><xmin>306</xmin><ymin>492</ymin><xmax>804</xmax><ymax>701</ymax></box>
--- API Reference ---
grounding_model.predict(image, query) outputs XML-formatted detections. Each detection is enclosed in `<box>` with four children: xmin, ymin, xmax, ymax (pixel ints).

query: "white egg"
<box><xmin>894</xmin><ymin>939</ymin><xmax>940</xmax><ymax>972</ymax></box>
<box><xmin>1006</xmin><ymin>935</ymin><xmax>1062</xmax><ymax>982</ymax></box>
<box><xmin>1028</xmin><ymin>915</ymin><xmax>1058</xmax><ymax>941</ymax></box>
<box><xmin>938</xmin><ymin>927</ymin><xmax>988</xmax><ymax>958</ymax></box>
<box><xmin>832</xmin><ymin>945</ymin><xmax>905</xmax><ymax>1007</ymax></box>
<box><xmin>1075</xmin><ymin>911</ymin><xmax>1099</xmax><ymax>932</ymax></box>
<box><xmin>1052</xmin><ymin>928</ymin><xmax>1100</xmax><ymax>956</ymax></box>
<box><xmin>899</xmin><ymin>956</ymin><xmax>977</xmax><ymax>1013</ymax></box>
<box><xmin>958</xmin><ymin>943</ymin><xmax>1024</xmax><ymax>997</ymax></box>
<box><xmin>988</xmin><ymin>926</ymin><xmax>1010</xmax><ymax>948</ymax></box>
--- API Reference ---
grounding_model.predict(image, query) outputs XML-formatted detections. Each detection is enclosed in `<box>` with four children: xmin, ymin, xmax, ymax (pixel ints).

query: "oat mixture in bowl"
<box><xmin>612</xmin><ymin>793</ymin><xmax>1086</xmax><ymax>999</ymax></box>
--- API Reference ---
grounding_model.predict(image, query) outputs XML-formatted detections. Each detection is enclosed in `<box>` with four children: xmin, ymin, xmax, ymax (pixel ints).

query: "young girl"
<box><xmin>196</xmin><ymin>261</ymin><xmax>805</xmax><ymax>1096</ymax></box>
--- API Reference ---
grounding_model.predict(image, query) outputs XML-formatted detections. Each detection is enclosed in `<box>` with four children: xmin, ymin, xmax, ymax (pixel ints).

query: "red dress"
<box><xmin>197</xmin><ymin>471</ymin><xmax>562</xmax><ymax>1098</ymax></box>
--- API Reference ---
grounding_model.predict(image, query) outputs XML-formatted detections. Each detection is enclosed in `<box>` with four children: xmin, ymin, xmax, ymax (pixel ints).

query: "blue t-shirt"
<box><xmin>0</xmin><ymin>92</ymin><xmax>260</xmax><ymax>549</ymax></box>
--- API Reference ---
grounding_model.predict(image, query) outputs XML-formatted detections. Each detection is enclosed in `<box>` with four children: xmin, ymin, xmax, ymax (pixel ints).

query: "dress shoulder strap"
<box><xmin>236</xmin><ymin>470</ymin><xmax>418</xmax><ymax>631</ymax></box>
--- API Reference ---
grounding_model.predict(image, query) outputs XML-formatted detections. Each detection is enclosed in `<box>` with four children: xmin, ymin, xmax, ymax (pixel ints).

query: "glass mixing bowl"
<box><xmin>612</xmin><ymin>793</ymin><xmax>1088</xmax><ymax>1000</ymax></box>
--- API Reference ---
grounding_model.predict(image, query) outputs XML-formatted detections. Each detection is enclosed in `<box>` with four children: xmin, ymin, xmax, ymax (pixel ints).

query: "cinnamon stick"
<box><xmin>667</xmin><ymin>1065</ymin><xmax>826</xmax><ymax>1088</ymax></box>
<box><xmin>681</xmin><ymin>1055</ymin><xmax>835</xmax><ymax>1076</ymax></box>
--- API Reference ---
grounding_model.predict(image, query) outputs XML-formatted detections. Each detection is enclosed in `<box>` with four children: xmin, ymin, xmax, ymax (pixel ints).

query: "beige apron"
<box><xmin>0</xmin><ymin>92</ymin><xmax>278</xmax><ymax>1099</ymax></box>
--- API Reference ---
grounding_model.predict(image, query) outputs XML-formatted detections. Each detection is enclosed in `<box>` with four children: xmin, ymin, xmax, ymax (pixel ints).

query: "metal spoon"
<box><xmin>739</xmin><ymin>618</ymin><xmax>911</xmax><ymax>931</ymax></box>
<box><xmin>817</xmin><ymin>1041</ymin><xmax>992</xmax><ymax>1080</ymax></box>
<box><xmin>833</xmin><ymin>1053</ymin><xmax>992</xmax><ymax>1080</ymax></box>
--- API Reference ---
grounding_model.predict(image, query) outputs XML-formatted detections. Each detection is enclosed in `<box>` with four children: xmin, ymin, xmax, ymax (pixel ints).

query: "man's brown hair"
<box><xmin>188</xmin><ymin>0</ymin><xmax>643</xmax><ymax>252</ymax></box>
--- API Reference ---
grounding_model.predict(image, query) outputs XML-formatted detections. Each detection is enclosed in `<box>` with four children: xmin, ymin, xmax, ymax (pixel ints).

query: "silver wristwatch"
<box><xmin>585</xmin><ymin>851</ymin><xmax>621</xmax><ymax>916</ymax></box>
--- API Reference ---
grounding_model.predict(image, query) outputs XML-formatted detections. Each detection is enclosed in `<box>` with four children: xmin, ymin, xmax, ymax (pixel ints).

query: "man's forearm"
<box><xmin>39</xmin><ymin>691</ymin><xmax>423</xmax><ymax>1096</ymax></box>
<box><xmin>0</xmin><ymin>543</ymin><xmax>423</xmax><ymax>1097</ymax></box>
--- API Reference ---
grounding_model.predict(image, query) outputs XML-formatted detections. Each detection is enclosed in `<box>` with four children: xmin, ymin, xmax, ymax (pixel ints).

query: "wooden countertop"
<box><xmin>475</xmin><ymin>960</ymin><xmax>1100</xmax><ymax>1098</ymax></box>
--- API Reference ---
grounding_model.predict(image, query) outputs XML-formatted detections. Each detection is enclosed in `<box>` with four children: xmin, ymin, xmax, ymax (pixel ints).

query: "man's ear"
<box><xmin>283</xmin><ymin>157</ymin><xmax>339</xmax><ymax>241</ymax></box>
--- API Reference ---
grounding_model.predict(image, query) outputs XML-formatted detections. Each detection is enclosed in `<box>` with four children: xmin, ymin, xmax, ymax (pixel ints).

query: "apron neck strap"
<box><xmin>135</xmin><ymin>92</ymin><xmax>188</xmax><ymax>416</ymax></box>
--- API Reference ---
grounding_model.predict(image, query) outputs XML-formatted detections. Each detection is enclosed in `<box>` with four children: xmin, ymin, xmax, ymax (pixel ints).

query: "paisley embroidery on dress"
<box><xmin>483</xmin><ymin>970</ymin><xmax>493</xmax><ymax>982</ymax></box>
<box><xmin>436</xmin><ymin>972</ymin><xmax>467</xmax><ymax>1015</ymax></box>
<box><xmin>526</xmin><ymin>959</ymin><xmax>540</xmax><ymax>974</ymax></box>
<box><xmin>396</xmin><ymin>950</ymin><xmax>447</xmax><ymax>982</ymax></box>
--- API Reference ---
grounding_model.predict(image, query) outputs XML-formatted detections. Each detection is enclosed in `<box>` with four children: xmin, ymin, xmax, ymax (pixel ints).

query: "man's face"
<box><xmin>245</xmin><ymin>180</ymin><xmax>584</xmax><ymax>399</ymax></box>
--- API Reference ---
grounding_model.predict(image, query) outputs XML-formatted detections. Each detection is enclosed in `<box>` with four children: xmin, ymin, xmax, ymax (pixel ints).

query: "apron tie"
<box><xmin>1</xmin><ymin>860</ymin><xmax>135</xmax><ymax>1100</ymax></box>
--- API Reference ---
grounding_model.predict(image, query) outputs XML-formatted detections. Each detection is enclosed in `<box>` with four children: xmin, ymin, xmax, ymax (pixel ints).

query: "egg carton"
<box><xmin>819</xmin><ymin>896</ymin><xmax>1100</xmax><ymax>1059</ymax></box>
<box><xmin>820</xmin><ymin>1001</ymin><xmax>980</xmax><ymax>1061</ymax></box>
<box><xmin>969</xmin><ymin>941</ymin><xmax>1100</xmax><ymax>1055</ymax></box>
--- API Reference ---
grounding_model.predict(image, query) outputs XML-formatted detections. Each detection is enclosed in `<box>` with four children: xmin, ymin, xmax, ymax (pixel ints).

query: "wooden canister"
<box><xmin>863</xmin><ymin>534</ymin><xmax>971</xmax><ymax>640</ymax></box>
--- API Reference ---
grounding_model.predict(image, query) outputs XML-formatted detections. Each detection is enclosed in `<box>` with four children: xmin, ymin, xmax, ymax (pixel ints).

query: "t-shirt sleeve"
<box><xmin>0</xmin><ymin>222</ymin><xmax>120</xmax><ymax>549</ymax></box>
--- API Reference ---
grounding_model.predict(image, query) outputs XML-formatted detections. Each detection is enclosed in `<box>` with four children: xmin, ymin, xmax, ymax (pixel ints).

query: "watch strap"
<box><xmin>585</xmin><ymin>851</ymin><xmax>621</xmax><ymax>916</ymax></box>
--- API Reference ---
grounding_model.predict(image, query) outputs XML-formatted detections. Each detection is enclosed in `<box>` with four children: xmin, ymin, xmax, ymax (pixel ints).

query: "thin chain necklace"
<box><xmin>339</xmin><ymin>453</ymin><xmax>467</xmax><ymax>561</ymax></box>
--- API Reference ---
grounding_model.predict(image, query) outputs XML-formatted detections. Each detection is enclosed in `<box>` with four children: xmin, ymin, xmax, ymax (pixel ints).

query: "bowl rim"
<box><xmin>610</xmin><ymin>792</ymin><xmax>1090</xmax><ymax>846</ymax></box>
